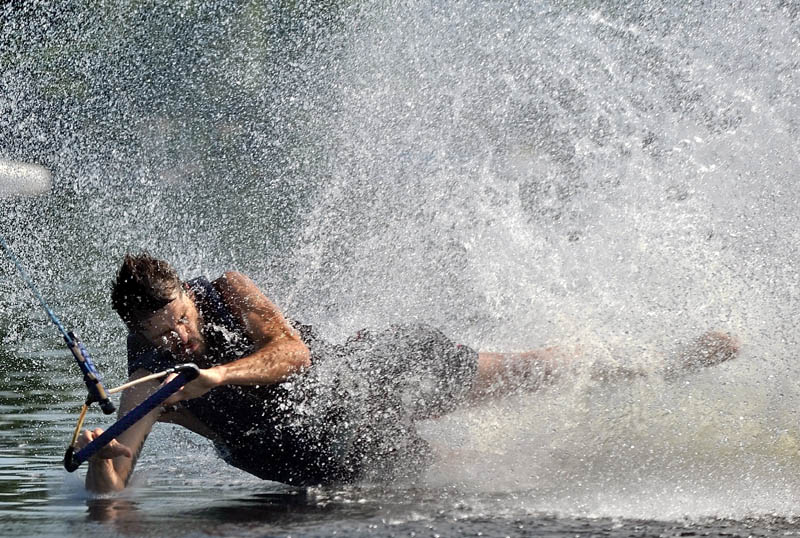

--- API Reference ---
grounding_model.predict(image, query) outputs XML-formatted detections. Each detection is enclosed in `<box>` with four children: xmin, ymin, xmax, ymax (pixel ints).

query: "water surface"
<box><xmin>2</xmin><ymin>0</ymin><xmax>800</xmax><ymax>535</ymax></box>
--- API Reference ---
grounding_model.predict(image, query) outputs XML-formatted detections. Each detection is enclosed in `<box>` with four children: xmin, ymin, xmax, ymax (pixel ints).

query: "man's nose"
<box><xmin>174</xmin><ymin>325</ymin><xmax>190</xmax><ymax>344</ymax></box>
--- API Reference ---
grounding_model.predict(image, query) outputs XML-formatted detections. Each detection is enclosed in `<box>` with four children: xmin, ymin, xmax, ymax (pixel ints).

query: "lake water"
<box><xmin>2</xmin><ymin>0</ymin><xmax>800</xmax><ymax>536</ymax></box>
<box><xmin>2</xmin><ymin>342</ymin><xmax>800</xmax><ymax>537</ymax></box>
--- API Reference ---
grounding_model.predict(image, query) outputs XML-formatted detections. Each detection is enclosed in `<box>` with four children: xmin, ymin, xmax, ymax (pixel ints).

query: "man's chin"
<box><xmin>181</xmin><ymin>345</ymin><xmax>205</xmax><ymax>361</ymax></box>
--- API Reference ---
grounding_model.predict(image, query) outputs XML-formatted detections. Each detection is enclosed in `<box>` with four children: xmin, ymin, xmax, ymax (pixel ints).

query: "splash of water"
<box><xmin>282</xmin><ymin>0</ymin><xmax>800</xmax><ymax>518</ymax></box>
<box><xmin>2</xmin><ymin>0</ymin><xmax>800</xmax><ymax>520</ymax></box>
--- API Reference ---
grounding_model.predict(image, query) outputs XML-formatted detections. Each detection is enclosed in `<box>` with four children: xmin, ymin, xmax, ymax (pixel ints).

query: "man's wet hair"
<box><xmin>111</xmin><ymin>253</ymin><xmax>183</xmax><ymax>330</ymax></box>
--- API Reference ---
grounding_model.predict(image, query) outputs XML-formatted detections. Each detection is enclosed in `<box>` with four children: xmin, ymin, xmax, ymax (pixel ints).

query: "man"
<box><xmin>78</xmin><ymin>253</ymin><xmax>739</xmax><ymax>492</ymax></box>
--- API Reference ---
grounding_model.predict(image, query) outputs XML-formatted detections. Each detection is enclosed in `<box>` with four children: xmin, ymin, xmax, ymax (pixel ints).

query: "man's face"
<box><xmin>140</xmin><ymin>291</ymin><xmax>207</xmax><ymax>359</ymax></box>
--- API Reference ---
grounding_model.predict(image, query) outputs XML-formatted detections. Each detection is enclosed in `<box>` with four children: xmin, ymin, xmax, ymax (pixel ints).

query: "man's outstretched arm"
<box><xmin>163</xmin><ymin>271</ymin><xmax>311</xmax><ymax>403</ymax></box>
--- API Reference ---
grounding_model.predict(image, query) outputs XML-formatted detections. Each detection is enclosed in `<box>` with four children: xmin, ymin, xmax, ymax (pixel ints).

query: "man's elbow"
<box><xmin>293</xmin><ymin>346</ymin><xmax>312</xmax><ymax>372</ymax></box>
<box><xmin>286</xmin><ymin>340</ymin><xmax>311</xmax><ymax>373</ymax></box>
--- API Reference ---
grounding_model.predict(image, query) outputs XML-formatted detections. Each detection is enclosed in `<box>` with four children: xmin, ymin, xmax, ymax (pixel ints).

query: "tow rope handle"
<box><xmin>63</xmin><ymin>363</ymin><xmax>200</xmax><ymax>472</ymax></box>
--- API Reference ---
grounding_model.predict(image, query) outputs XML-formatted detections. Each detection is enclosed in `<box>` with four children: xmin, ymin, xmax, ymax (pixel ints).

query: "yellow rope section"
<box><xmin>67</xmin><ymin>403</ymin><xmax>90</xmax><ymax>448</ymax></box>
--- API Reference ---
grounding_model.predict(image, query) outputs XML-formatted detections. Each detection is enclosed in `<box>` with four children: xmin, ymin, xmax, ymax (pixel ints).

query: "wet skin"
<box><xmin>75</xmin><ymin>271</ymin><xmax>741</xmax><ymax>492</ymax></box>
<box><xmin>138</xmin><ymin>290</ymin><xmax>207</xmax><ymax>360</ymax></box>
<box><xmin>77</xmin><ymin>271</ymin><xmax>311</xmax><ymax>492</ymax></box>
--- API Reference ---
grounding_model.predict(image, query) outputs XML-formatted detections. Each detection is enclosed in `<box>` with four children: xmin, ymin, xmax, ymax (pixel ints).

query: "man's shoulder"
<box><xmin>211</xmin><ymin>271</ymin><xmax>256</xmax><ymax>295</ymax></box>
<box><xmin>208</xmin><ymin>272</ymin><xmax>271</xmax><ymax>309</ymax></box>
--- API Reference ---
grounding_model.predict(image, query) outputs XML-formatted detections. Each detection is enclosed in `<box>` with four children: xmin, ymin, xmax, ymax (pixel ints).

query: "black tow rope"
<box><xmin>0</xmin><ymin>235</ymin><xmax>199</xmax><ymax>472</ymax></box>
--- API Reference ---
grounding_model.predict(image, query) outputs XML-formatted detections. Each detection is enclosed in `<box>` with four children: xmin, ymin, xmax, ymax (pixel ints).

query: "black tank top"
<box><xmin>125</xmin><ymin>277</ymin><xmax>350</xmax><ymax>485</ymax></box>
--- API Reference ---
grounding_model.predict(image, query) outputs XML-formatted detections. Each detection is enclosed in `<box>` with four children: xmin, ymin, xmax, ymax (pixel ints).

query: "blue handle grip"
<box><xmin>64</xmin><ymin>364</ymin><xmax>200</xmax><ymax>472</ymax></box>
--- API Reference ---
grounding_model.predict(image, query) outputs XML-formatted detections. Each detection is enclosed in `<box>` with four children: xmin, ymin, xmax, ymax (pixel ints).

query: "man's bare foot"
<box><xmin>664</xmin><ymin>330</ymin><xmax>740</xmax><ymax>380</ymax></box>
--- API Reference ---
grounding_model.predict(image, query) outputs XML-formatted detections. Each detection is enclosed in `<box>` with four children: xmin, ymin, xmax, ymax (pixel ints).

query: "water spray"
<box><xmin>0</xmin><ymin>160</ymin><xmax>199</xmax><ymax>472</ymax></box>
<box><xmin>0</xmin><ymin>159</ymin><xmax>116</xmax><ymax>415</ymax></box>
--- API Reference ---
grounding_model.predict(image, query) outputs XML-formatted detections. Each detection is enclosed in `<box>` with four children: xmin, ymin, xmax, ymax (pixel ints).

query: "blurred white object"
<box><xmin>0</xmin><ymin>159</ymin><xmax>52</xmax><ymax>198</ymax></box>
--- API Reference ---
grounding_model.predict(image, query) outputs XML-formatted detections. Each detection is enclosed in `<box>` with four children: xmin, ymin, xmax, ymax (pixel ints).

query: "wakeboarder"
<box><xmin>77</xmin><ymin>253</ymin><xmax>739</xmax><ymax>492</ymax></box>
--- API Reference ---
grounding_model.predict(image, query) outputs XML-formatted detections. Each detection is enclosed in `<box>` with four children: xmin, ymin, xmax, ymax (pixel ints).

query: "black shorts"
<box><xmin>296</xmin><ymin>323</ymin><xmax>479</xmax><ymax>481</ymax></box>
<box><xmin>306</xmin><ymin>323</ymin><xmax>478</xmax><ymax>418</ymax></box>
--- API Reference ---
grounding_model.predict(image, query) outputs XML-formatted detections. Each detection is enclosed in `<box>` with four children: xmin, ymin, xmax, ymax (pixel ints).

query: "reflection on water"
<box><xmin>0</xmin><ymin>348</ymin><xmax>82</xmax><ymax>521</ymax></box>
<box><xmin>81</xmin><ymin>489</ymin><xmax>385</xmax><ymax>536</ymax></box>
<box><xmin>3</xmin><ymin>0</ymin><xmax>800</xmax><ymax>534</ymax></box>
<box><xmin>0</xmin><ymin>348</ymin><xmax>799</xmax><ymax>538</ymax></box>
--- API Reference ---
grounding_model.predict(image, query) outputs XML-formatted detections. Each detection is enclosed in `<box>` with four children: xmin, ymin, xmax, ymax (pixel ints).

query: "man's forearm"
<box><xmin>85</xmin><ymin>458</ymin><xmax>128</xmax><ymax>493</ymax></box>
<box><xmin>214</xmin><ymin>339</ymin><xmax>311</xmax><ymax>387</ymax></box>
<box><xmin>79</xmin><ymin>380</ymin><xmax>158</xmax><ymax>493</ymax></box>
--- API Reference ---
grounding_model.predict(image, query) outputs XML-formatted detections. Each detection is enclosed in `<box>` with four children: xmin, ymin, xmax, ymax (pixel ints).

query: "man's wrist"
<box><xmin>209</xmin><ymin>364</ymin><xmax>227</xmax><ymax>388</ymax></box>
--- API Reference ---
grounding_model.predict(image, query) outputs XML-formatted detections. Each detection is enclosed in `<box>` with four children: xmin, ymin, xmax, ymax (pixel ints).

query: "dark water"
<box><xmin>3</xmin><ymin>0</ymin><xmax>800</xmax><ymax>536</ymax></box>
<box><xmin>1</xmin><ymin>347</ymin><xmax>799</xmax><ymax>537</ymax></box>
<box><xmin>2</xmin><ymin>362</ymin><xmax>799</xmax><ymax>538</ymax></box>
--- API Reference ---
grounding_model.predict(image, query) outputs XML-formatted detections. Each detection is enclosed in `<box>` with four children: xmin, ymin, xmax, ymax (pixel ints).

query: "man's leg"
<box><xmin>467</xmin><ymin>331</ymin><xmax>740</xmax><ymax>402</ymax></box>
<box><xmin>468</xmin><ymin>346</ymin><xmax>570</xmax><ymax>403</ymax></box>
